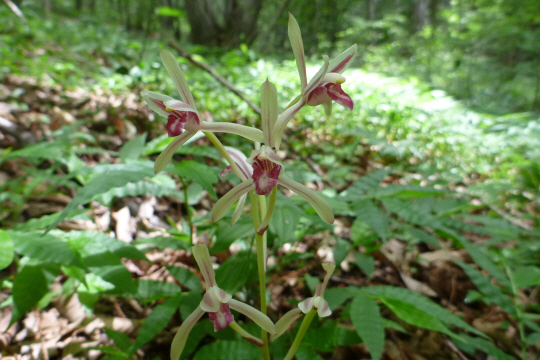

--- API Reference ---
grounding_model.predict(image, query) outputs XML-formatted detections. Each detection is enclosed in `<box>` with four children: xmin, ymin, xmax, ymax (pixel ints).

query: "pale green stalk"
<box><xmin>249</xmin><ymin>192</ymin><xmax>271</xmax><ymax>360</ymax></box>
<box><xmin>203</xmin><ymin>131</ymin><xmax>247</xmax><ymax>181</ymax></box>
<box><xmin>283</xmin><ymin>309</ymin><xmax>317</xmax><ymax>360</ymax></box>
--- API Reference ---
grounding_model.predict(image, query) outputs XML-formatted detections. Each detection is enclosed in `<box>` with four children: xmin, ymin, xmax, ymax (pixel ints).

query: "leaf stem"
<box><xmin>283</xmin><ymin>309</ymin><xmax>317</xmax><ymax>360</ymax></box>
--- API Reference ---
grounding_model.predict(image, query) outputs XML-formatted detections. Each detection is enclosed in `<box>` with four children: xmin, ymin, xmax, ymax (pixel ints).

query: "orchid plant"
<box><xmin>143</xmin><ymin>13</ymin><xmax>356</xmax><ymax>360</ymax></box>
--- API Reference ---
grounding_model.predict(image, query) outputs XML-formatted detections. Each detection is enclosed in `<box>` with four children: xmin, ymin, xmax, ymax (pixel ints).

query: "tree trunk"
<box><xmin>184</xmin><ymin>0</ymin><xmax>263</xmax><ymax>48</ymax></box>
<box><xmin>414</xmin><ymin>0</ymin><xmax>429</xmax><ymax>32</ymax></box>
<box><xmin>367</xmin><ymin>0</ymin><xmax>376</xmax><ymax>20</ymax></box>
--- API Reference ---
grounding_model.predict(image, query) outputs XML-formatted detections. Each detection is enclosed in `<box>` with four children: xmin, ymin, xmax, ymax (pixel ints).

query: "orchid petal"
<box><xmin>213</xmin><ymin>286</ymin><xmax>232</xmax><ymax>303</ymax></box>
<box><xmin>225</xmin><ymin>146</ymin><xmax>253</xmax><ymax>178</ymax></box>
<box><xmin>322</xmin><ymin>101</ymin><xmax>332</xmax><ymax>116</ymax></box>
<box><xmin>164</xmin><ymin>99</ymin><xmax>197</xmax><ymax>113</ymax></box>
<box><xmin>322</xmin><ymin>72</ymin><xmax>346</xmax><ymax>84</ymax></box>
<box><xmin>142</xmin><ymin>90</ymin><xmax>175</xmax><ymax>117</ymax></box>
<box><xmin>325</xmin><ymin>84</ymin><xmax>354</xmax><ymax>111</ymax></box>
<box><xmin>271</xmin><ymin>308</ymin><xmax>303</xmax><ymax>342</ymax></box>
<box><xmin>261</xmin><ymin>79</ymin><xmax>278</xmax><ymax>147</ymax></box>
<box><xmin>298</xmin><ymin>297</ymin><xmax>314</xmax><ymax>314</ymax></box>
<box><xmin>208</xmin><ymin>302</ymin><xmax>234</xmax><ymax>331</ymax></box>
<box><xmin>316</xmin><ymin>298</ymin><xmax>332</xmax><ymax>318</ymax></box>
<box><xmin>154</xmin><ymin>130</ymin><xmax>196</xmax><ymax>174</ymax></box>
<box><xmin>228</xmin><ymin>299</ymin><xmax>277</xmax><ymax>335</ymax></box>
<box><xmin>211</xmin><ymin>179</ymin><xmax>255</xmax><ymax>222</ymax></box>
<box><xmin>272</xmin><ymin>98</ymin><xmax>305</xmax><ymax>149</ymax></box>
<box><xmin>318</xmin><ymin>263</ymin><xmax>336</xmax><ymax>297</ymax></box>
<box><xmin>200</xmin><ymin>122</ymin><xmax>264</xmax><ymax>143</ymax></box>
<box><xmin>288</xmin><ymin>13</ymin><xmax>307</xmax><ymax>91</ymax></box>
<box><xmin>192</xmin><ymin>244</ymin><xmax>217</xmax><ymax>288</ymax></box>
<box><xmin>307</xmin><ymin>86</ymin><xmax>332</xmax><ymax>107</ymax></box>
<box><xmin>277</xmin><ymin>175</ymin><xmax>334</xmax><ymax>224</ymax></box>
<box><xmin>304</xmin><ymin>55</ymin><xmax>329</xmax><ymax>96</ymax></box>
<box><xmin>200</xmin><ymin>290</ymin><xmax>221</xmax><ymax>312</ymax></box>
<box><xmin>231</xmin><ymin>193</ymin><xmax>247</xmax><ymax>225</ymax></box>
<box><xmin>328</xmin><ymin>44</ymin><xmax>357</xmax><ymax>74</ymax></box>
<box><xmin>170</xmin><ymin>306</ymin><xmax>205</xmax><ymax>360</ymax></box>
<box><xmin>160</xmin><ymin>49</ymin><xmax>197</xmax><ymax>109</ymax></box>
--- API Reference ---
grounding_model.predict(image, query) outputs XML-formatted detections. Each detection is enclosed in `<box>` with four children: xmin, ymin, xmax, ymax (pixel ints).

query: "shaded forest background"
<box><xmin>1</xmin><ymin>1</ymin><xmax>540</xmax><ymax>360</ymax></box>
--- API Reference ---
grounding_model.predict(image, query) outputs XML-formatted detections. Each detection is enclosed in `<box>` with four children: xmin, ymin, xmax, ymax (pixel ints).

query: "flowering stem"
<box><xmin>249</xmin><ymin>192</ymin><xmax>271</xmax><ymax>360</ymax></box>
<box><xmin>203</xmin><ymin>131</ymin><xmax>247</xmax><ymax>181</ymax></box>
<box><xmin>283</xmin><ymin>309</ymin><xmax>317</xmax><ymax>360</ymax></box>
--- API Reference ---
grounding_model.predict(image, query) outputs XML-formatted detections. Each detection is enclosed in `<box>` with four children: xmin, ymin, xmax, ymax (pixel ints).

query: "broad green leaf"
<box><xmin>193</xmin><ymin>340</ymin><xmax>262</xmax><ymax>360</ymax></box>
<box><xmin>0</xmin><ymin>230</ymin><xmax>14</xmax><ymax>270</ymax></box>
<box><xmin>98</xmin><ymin>180</ymin><xmax>183</xmax><ymax>204</ymax></box>
<box><xmin>362</xmin><ymin>286</ymin><xmax>485</xmax><ymax>337</ymax></box>
<box><xmin>333</xmin><ymin>237</ymin><xmax>349</xmax><ymax>265</ymax></box>
<box><xmin>46</xmin><ymin>162</ymin><xmax>155</xmax><ymax>232</ymax></box>
<box><xmin>9</xmin><ymin>232</ymin><xmax>81</xmax><ymax>266</ymax></box>
<box><xmin>213</xmin><ymin>217</ymin><xmax>254</xmax><ymax>254</ymax></box>
<box><xmin>366</xmin><ymin>185</ymin><xmax>446</xmax><ymax>199</ymax></box>
<box><xmin>173</xmin><ymin>161</ymin><xmax>218</xmax><ymax>198</ymax></box>
<box><xmin>403</xmin><ymin>226</ymin><xmax>440</xmax><ymax>247</ymax></box>
<box><xmin>135</xmin><ymin>279</ymin><xmax>181</xmax><ymax>302</ymax></box>
<box><xmin>105</xmin><ymin>328</ymin><xmax>133</xmax><ymax>353</ymax></box>
<box><xmin>11</xmin><ymin>264</ymin><xmax>59</xmax><ymax>325</ymax></box>
<box><xmin>166</xmin><ymin>265</ymin><xmax>203</xmax><ymax>292</ymax></box>
<box><xmin>134</xmin><ymin>236</ymin><xmax>190</xmax><ymax>251</ymax></box>
<box><xmin>457</xmin><ymin>261</ymin><xmax>517</xmax><ymax>317</ymax></box>
<box><xmin>339</xmin><ymin>169</ymin><xmax>389</xmax><ymax>200</ymax></box>
<box><xmin>455</xmin><ymin>334</ymin><xmax>517</xmax><ymax>360</ymax></box>
<box><xmin>353</xmin><ymin>200</ymin><xmax>391</xmax><ymax>241</ymax></box>
<box><xmin>215</xmin><ymin>251</ymin><xmax>257</xmax><ymax>294</ymax></box>
<box><xmin>12</xmin><ymin>209</ymin><xmax>87</xmax><ymax>232</ymax></box>
<box><xmin>382</xmin><ymin>198</ymin><xmax>441</xmax><ymax>228</ymax></box>
<box><xmin>442</xmin><ymin>228</ymin><xmax>510</xmax><ymax>287</ymax></box>
<box><xmin>85</xmin><ymin>252</ymin><xmax>137</xmax><ymax>296</ymax></box>
<box><xmin>295</xmin><ymin>345</ymin><xmax>324</xmax><ymax>360</ymax></box>
<box><xmin>512</xmin><ymin>266</ymin><xmax>540</xmax><ymax>289</ymax></box>
<box><xmin>119</xmin><ymin>133</ymin><xmax>147</xmax><ymax>161</ymax></box>
<box><xmin>351</xmin><ymin>292</ymin><xmax>384</xmax><ymax>360</ymax></box>
<box><xmin>66</xmin><ymin>231</ymin><xmax>148</xmax><ymax>261</ymax></box>
<box><xmin>130</xmin><ymin>294</ymin><xmax>183</xmax><ymax>356</ymax></box>
<box><xmin>355</xmin><ymin>252</ymin><xmax>375</xmax><ymax>277</ymax></box>
<box><xmin>269</xmin><ymin>200</ymin><xmax>301</xmax><ymax>246</ymax></box>
<box><xmin>379</xmin><ymin>297</ymin><xmax>456</xmax><ymax>338</ymax></box>
<box><xmin>324</xmin><ymin>287</ymin><xmax>354</xmax><ymax>310</ymax></box>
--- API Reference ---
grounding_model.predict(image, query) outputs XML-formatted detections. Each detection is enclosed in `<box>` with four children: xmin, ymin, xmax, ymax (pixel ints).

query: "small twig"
<box><xmin>3</xmin><ymin>0</ymin><xmax>27</xmax><ymax>22</ymax></box>
<box><xmin>168</xmin><ymin>42</ymin><xmax>261</xmax><ymax>115</ymax></box>
<box><xmin>444</xmin><ymin>339</ymin><xmax>470</xmax><ymax>360</ymax></box>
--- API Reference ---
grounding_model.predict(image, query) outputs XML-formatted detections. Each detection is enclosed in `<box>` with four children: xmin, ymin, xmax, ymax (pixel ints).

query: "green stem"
<box><xmin>179</xmin><ymin>177</ymin><xmax>194</xmax><ymax>242</ymax></box>
<box><xmin>203</xmin><ymin>131</ymin><xmax>247</xmax><ymax>181</ymax></box>
<box><xmin>249</xmin><ymin>192</ymin><xmax>271</xmax><ymax>360</ymax></box>
<box><xmin>229</xmin><ymin>321</ymin><xmax>264</xmax><ymax>347</ymax></box>
<box><xmin>283</xmin><ymin>310</ymin><xmax>317</xmax><ymax>360</ymax></box>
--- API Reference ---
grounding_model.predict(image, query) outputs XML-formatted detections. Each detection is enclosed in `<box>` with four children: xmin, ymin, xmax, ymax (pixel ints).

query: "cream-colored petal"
<box><xmin>228</xmin><ymin>299</ymin><xmax>276</xmax><ymax>335</ymax></box>
<box><xmin>271</xmin><ymin>308</ymin><xmax>303</xmax><ymax>342</ymax></box>
<box><xmin>160</xmin><ymin>49</ymin><xmax>197</xmax><ymax>109</ymax></box>
<box><xmin>200</xmin><ymin>122</ymin><xmax>264</xmax><ymax>143</ymax></box>
<box><xmin>288</xmin><ymin>13</ymin><xmax>307</xmax><ymax>91</ymax></box>
<box><xmin>277</xmin><ymin>175</ymin><xmax>334</xmax><ymax>224</ymax></box>
<box><xmin>154</xmin><ymin>130</ymin><xmax>196</xmax><ymax>174</ymax></box>
<box><xmin>170</xmin><ymin>306</ymin><xmax>205</xmax><ymax>360</ymax></box>
<box><xmin>261</xmin><ymin>79</ymin><xmax>278</xmax><ymax>147</ymax></box>
<box><xmin>192</xmin><ymin>244</ymin><xmax>217</xmax><ymax>287</ymax></box>
<box><xmin>211</xmin><ymin>180</ymin><xmax>255</xmax><ymax>222</ymax></box>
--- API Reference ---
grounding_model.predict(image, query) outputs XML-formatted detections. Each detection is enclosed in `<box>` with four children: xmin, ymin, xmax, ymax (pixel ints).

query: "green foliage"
<box><xmin>351</xmin><ymin>292</ymin><xmax>384</xmax><ymax>360</ymax></box>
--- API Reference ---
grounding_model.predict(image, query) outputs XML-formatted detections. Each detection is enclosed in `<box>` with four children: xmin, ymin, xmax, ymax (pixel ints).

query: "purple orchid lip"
<box><xmin>252</xmin><ymin>155</ymin><xmax>282</xmax><ymax>195</ymax></box>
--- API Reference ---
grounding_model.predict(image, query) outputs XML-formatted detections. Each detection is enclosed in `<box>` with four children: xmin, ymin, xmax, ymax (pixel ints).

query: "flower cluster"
<box><xmin>142</xmin><ymin>13</ymin><xmax>356</xmax><ymax>360</ymax></box>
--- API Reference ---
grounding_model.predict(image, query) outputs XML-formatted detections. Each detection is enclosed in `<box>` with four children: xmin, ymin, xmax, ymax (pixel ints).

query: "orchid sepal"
<box><xmin>154</xmin><ymin>130</ymin><xmax>197</xmax><ymax>174</ymax></box>
<box><xmin>160</xmin><ymin>49</ymin><xmax>197</xmax><ymax>109</ymax></box>
<box><xmin>211</xmin><ymin>179</ymin><xmax>255</xmax><ymax>222</ymax></box>
<box><xmin>270</xmin><ymin>308</ymin><xmax>303</xmax><ymax>342</ymax></box>
<box><xmin>228</xmin><ymin>299</ymin><xmax>277</xmax><ymax>335</ymax></box>
<box><xmin>261</xmin><ymin>79</ymin><xmax>278</xmax><ymax>147</ymax></box>
<box><xmin>328</xmin><ymin>44</ymin><xmax>358</xmax><ymax>74</ymax></box>
<box><xmin>142</xmin><ymin>90</ymin><xmax>175</xmax><ymax>117</ymax></box>
<box><xmin>201</xmin><ymin>122</ymin><xmax>264</xmax><ymax>143</ymax></box>
<box><xmin>170</xmin><ymin>305</ymin><xmax>205</xmax><ymax>360</ymax></box>
<box><xmin>288</xmin><ymin>13</ymin><xmax>307</xmax><ymax>92</ymax></box>
<box><xmin>277</xmin><ymin>175</ymin><xmax>334</xmax><ymax>224</ymax></box>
